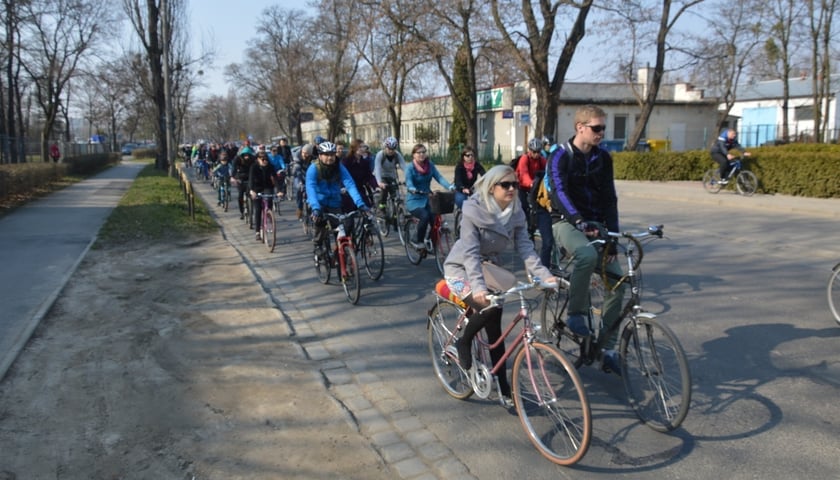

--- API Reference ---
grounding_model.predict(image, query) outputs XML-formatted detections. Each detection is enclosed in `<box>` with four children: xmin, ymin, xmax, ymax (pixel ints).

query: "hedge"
<box><xmin>613</xmin><ymin>144</ymin><xmax>840</xmax><ymax>198</ymax></box>
<box><xmin>0</xmin><ymin>153</ymin><xmax>119</xmax><ymax>203</ymax></box>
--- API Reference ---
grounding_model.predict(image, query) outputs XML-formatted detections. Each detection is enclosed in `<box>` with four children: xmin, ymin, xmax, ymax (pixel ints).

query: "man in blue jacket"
<box><xmin>306</xmin><ymin>141</ymin><xmax>369</xmax><ymax>259</ymax></box>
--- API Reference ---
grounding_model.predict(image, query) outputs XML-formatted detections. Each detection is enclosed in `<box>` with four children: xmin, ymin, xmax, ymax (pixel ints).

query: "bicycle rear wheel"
<box><xmin>341</xmin><ymin>245</ymin><xmax>361</xmax><ymax>304</ymax></box>
<box><xmin>619</xmin><ymin>314</ymin><xmax>691</xmax><ymax>432</ymax></box>
<box><xmin>828</xmin><ymin>263</ymin><xmax>840</xmax><ymax>326</ymax></box>
<box><xmin>736</xmin><ymin>170</ymin><xmax>758</xmax><ymax>196</ymax></box>
<box><xmin>360</xmin><ymin>225</ymin><xmax>385</xmax><ymax>280</ymax></box>
<box><xmin>427</xmin><ymin>301</ymin><xmax>473</xmax><ymax>400</ymax></box>
<box><xmin>223</xmin><ymin>188</ymin><xmax>230</xmax><ymax>212</ymax></box>
<box><xmin>434</xmin><ymin>226</ymin><xmax>453</xmax><ymax>276</ymax></box>
<box><xmin>301</xmin><ymin>204</ymin><xmax>313</xmax><ymax>239</ymax></box>
<box><xmin>264</xmin><ymin>210</ymin><xmax>276</xmax><ymax>252</ymax></box>
<box><xmin>403</xmin><ymin>219</ymin><xmax>423</xmax><ymax>265</ymax></box>
<box><xmin>702</xmin><ymin>169</ymin><xmax>723</xmax><ymax>194</ymax></box>
<box><xmin>512</xmin><ymin>342</ymin><xmax>591</xmax><ymax>466</ymax></box>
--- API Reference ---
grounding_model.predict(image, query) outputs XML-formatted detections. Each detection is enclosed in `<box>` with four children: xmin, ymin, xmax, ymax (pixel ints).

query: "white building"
<box><xmin>722</xmin><ymin>74</ymin><xmax>840</xmax><ymax>146</ymax></box>
<box><xmin>302</xmin><ymin>68</ymin><xmax>720</xmax><ymax>158</ymax></box>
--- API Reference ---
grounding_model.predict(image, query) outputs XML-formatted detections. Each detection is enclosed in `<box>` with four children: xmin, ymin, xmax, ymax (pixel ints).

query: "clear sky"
<box><xmin>190</xmin><ymin>0</ymin><xmax>314</xmax><ymax>98</ymax></box>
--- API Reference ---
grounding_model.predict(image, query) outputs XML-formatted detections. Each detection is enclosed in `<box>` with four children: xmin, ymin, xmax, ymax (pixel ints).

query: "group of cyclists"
<box><xmin>189</xmin><ymin>104</ymin><xmax>628</xmax><ymax>406</ymax></box>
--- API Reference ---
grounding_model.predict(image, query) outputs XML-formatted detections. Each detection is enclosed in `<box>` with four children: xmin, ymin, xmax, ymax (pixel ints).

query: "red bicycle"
<box><xmin>404</xmin><ymin>191</ymin><xmax>455</xmax><ymax>276</ymax></box>
<box><xmin>314</xmin><ymin>211</ymin><xmax>362</xmax><ymax>305</ymax></box>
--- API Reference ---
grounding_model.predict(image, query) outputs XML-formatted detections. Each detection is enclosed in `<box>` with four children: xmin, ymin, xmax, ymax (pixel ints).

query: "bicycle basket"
<box><xmin>429</xmin><ymin>191</ymin><xmax>455</xmax><ymax>215</ymax></box>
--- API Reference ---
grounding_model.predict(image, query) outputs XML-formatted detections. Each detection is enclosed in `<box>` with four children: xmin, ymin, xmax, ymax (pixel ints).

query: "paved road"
<box><xmin>0</xmin><ymin>161</ymin><xmax>144</xmax><ymax>379</ymax></box>
<box><xmin>3</xmin><ymin>161</ymin><xmax>839</xmax><ymax>478</ymax></box>
<box><xmin>191</xmin><ymin>166</ymin><xmax>839</xmax><ymax>479</ymax></box>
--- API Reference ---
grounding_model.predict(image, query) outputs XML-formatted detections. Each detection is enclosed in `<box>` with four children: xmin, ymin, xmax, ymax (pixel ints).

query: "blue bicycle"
<box><xmin>702</xmin><ymin>156</ymin><xmax>757</xmax><ymax>196</ymax></box>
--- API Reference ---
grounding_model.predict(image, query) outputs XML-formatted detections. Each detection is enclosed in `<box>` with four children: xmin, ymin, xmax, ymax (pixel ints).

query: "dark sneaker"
<box><xmin>601</xmin><ymin>349</ymin><xmax>622</xmax><ymax>376</ymax></box>
<box><xmin>566</xmin><ymin>314</ymin><xmax>591</xmax><ymax>337</ymax></box>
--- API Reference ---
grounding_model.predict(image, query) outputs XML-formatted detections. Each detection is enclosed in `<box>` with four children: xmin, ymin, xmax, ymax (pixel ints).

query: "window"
<box><xmin>795</xmin><ymin>105</ymin><xmax>814</xmax><ymax>121</ymax></box>
<box><xmin>478</xmin><ymin>117</ymin><xmax>488</xmax><ymax>143</ymax></box>
<box><xmin>613</xmin><ymin>115</ymin><xmax>628</xmax><ymax>140</ymax></box>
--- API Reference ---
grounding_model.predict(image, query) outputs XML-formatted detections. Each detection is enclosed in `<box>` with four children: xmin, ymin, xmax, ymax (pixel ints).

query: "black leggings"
<box><xmin>459</xmin><ymin>294</ymin><xmax>510</xmax><ymax>397</ymax></box>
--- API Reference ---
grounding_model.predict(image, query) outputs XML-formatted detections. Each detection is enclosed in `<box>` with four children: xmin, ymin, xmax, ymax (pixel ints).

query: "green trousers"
<box><xmin>552</xmin><ymin>221</ymin><xmax>626</xmax><ymax>349</ymax></box>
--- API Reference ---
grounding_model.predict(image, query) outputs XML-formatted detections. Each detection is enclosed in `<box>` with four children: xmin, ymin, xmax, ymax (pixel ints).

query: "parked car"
<box><xmin>121</xmin><ymin>143</ymin><xmax>137</xmax><ymax>155</ymax></box>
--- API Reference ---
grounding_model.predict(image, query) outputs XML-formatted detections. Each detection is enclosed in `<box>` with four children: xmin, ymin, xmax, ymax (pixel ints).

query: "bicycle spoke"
<box><xmin>513</xmin><ymin>342</ymin><xmax>591</xmax><ymax>466</ymax></box>
<box><xmin>620</xmin><ymin>316</ymin><xmax>691</xmax><ymax>432</ymax></box>
<box><xmin>428</xmin><ymin>301</ymin><xmax>472</xmax><ymax>400</ymax></box>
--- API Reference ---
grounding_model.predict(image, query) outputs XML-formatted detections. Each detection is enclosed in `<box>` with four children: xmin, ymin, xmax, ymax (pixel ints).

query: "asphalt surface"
<box><xmin>0</xmin><ymin>161</ymin><xmax>145</xmax><ymax>380</ymax></box>
<box><xmin>1</xmin><ymin>160</ymin><xmax>838</xmax><ymax>477</ymax></box>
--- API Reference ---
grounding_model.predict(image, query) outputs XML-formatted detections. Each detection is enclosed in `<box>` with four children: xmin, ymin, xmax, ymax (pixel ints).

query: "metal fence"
<box><xmin>0</xmin><ymin>135</ymin><xmax>111</xmax><ymax>164</ymax></box>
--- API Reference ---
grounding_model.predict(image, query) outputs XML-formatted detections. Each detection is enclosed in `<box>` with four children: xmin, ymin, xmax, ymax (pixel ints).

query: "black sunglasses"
<box><xmin>495</xmin><ymin>181</ymin><xmax>519</xmax><ymax>190</ymax></box>
<box><xmin>463</xmin><ymin>153</ymin><xmax>474</xmax><ymax>157</ymax></box>
<box><xmin>585</xmin><ymin>124</ymin><xmax>606</xmax><ymax>133</ymax></box>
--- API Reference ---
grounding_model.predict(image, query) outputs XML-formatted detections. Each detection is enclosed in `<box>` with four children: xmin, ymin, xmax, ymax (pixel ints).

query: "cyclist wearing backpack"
<box><xmin>515</xmin><ymin>138</ymin><xmax>545</xmax><ymax>233</ymax></box>
<box><xmin>545</xmin><ymin>104</ymin><xmax>624</xmax><ymax>375</ymax></box>
<box><xmin>232</xmin><ymin>146</ymin><xmax>256</xmax><ymax>220</ymax></box>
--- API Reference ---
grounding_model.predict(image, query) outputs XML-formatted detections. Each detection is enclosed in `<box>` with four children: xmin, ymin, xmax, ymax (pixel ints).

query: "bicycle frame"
<box><xmin>326</xmin><ymin>211</ymin><xmax>359</xmax><ymax>278</ymax></box>
<box><xmin>435</xmin><ymin>281</ymin><xmax>550</xmax><ymax>397</ymax></box>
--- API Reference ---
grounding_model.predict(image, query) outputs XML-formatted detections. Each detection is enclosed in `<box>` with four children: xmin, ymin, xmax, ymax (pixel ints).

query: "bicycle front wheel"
<box><xmin>828</xmin><ymin>263</ymin><xmax>840</xmax><ymax>325</ymax></box>
<box><xmin>619</xmin><ymin>314</ymin><xmax>691</xmax><ymax>432</ymax></box>
<box><xmin>223</xmin><ymin>188</ymin><xmax>230</xmax><ymax>212</ymax></box>
<box><xmin>361</xmin><ymin>225</ymin><xmax>385</xmax><ymax>281</ymax></box>
<box><xmin>702</xmin><ymin>169</ymin><xmax>722</xmax><ymax>194</ymax></box>
<box><xmin>428</xmin><ymin>301</ymin><xmax>473</xmax><ymax>400</ymax></box>
<box><xmin>512</xmin><ymin>342</ymin><xmax>591</xmax><ymax>466</ymax></box>
<box><xmin>736</xmin><ymin>170</ymin><xmax>758</xmax><ymax>196</ymax></box>
<box><xmin>315</xmin><ymin>242</ymin><xmax>331</xmax><ymax>285</ymax></box>
<box><xmin>434</xmin><ymin>227</ymin><xmax>454</xmax><ymax>276</ymax></box>
<box><xmin>264</xmin><ymin>210</ymin><xmax>276</xmax><ymax>252</ymax></box>
<box><xmin>396</xmin><ymin>205</ymin><xmax>407</xmax><ymax>246</ymax></box>
<box><xmin>341</xmin><ymin>245</ymin><xmax>361</xmax><ymax>304</ymax></box>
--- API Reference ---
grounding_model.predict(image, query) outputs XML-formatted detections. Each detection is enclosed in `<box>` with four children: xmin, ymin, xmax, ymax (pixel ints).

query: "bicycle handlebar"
<box><xmin>481</xmin><ymin>278</ymin><xmax>559</xmax><ymax>313</ymax></box>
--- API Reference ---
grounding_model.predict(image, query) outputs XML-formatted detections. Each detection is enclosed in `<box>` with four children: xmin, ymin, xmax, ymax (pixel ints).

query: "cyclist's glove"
<box><xmin>312</xmin><ymin>209</ymin><xmax>322</xmax><ymax>219</ymax></box>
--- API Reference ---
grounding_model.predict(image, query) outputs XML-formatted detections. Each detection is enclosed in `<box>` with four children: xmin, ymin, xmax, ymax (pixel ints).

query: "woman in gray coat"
<box><xmin>443</xmin><ymin>165</ymin><xmax>556</xmax><ymax>403</ymax></box>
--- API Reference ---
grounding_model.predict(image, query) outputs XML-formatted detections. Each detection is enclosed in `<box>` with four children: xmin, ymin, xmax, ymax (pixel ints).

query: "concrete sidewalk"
<box><xmin>0</xmin><ymin>161</ymin><xmax>145</xmax><ymax>380</ymax></box>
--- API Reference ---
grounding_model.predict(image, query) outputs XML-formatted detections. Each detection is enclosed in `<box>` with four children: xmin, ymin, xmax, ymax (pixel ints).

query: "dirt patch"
<box><xmin>0</xmin><ymin>233</ymin><xmax>390</xmax><ymax>479</ymax></box>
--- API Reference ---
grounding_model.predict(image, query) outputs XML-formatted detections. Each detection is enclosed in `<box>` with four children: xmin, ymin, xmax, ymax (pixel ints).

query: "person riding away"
<box><xmin>373</xmin><ymin>136</ymin><xmax>407</xmax><ymax>211</ymax></box>
<box><xmin>306</xmin><ymin>141</ymin><xmax>370</xmax><ymax>261</ymax></box>
<box><xmin>515</xmin><ymin>138</ymin><xmax>545</xmax><ymax>234</ymax></box>
<box><xmin>545</xmin><ymin>104</ymin><xmax>624</xmax><ymax>375</ymax></box>
<box><xmin>341</xmin><ymin>139</ymin><xmax>378</xmax><ymax>212</ymax></box>
<box><xmin>292</xmin><ymin>143</ymin><xmax>315</xmax><ymax>219</ymax></box>
<box><xmin>249</xmin><ymin>148</ymin><xmax>279</xmax><ymax>241</ymax></box>
<box><xmin>404</xmin><ymin>143</ymin><xmax>454</xmax><ymax>250</ymax></box>
<box><xmin>453</xmin><ymin>146</ymin><xmax>485</xmax><ymax>210</ymax></box>
<box><xmin>710</xmin><ymin>128</ymin><xmax>750</xmax><ymax>184</ymax></box>
<box><xmin>232</xmin><ymin>145</ymin><xmax>256</xmax><ymax>220</ymax></box>
<box><xmin>212</xmin><ymin>150</ymin><xmax>234</xmax><ymax>206</ymax></box>
<box><xmin>443</xmin><ymin>165</ymin><xmax>557</xmax><ymax>406</ymax></box>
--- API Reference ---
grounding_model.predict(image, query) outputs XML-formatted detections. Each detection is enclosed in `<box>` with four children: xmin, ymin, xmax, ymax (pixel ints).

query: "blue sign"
<box><xmin>502</xmin><ymin>110</ymin><xmax>513</xmax><ymax>119</ymax></box>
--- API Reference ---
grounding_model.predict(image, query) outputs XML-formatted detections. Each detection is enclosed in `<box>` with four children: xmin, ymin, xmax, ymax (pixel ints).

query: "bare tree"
<box><xmin>806</xmin><ymin>0</ymin><xmax>838</xmax><ymax>142</ymax></box>
<box><xmin>19</xmin><ymin>0</ymin><xmax>106</xmax><ymax>161</ymax></box>
<box><xmin>1</xmin><ymin>0</ymin><xmax>27</xmax><ymax>163</ymax></box>
<box><xmin>598</xmin><ymin>0</ymin><xmax>707</xmax><ymax>150</ymax></box>
<box><xmin>686</xmin><ymin>0</ymin><xmax>765</xmax><ymax>144</ymax></box>
<box><xmin>760</xmin><ymin>0</ymin><xmax>807</xmax><ymax>142</ymax></box>
<box><xmin>306</xmin><ymin>0</ymin><xmax>362</xmax><ymax>141</ymax></box>
<box><xmin>354</xmin><ymin>1</ymin><xmax>429</xmax><ymax>143</ymax></box>
<box><xmin>380</xmin><ymin>0</ymin><xmax>493</xmax><ymax>149</ymax></box>
<box><xmin>490</xmin><ymin>0</ymin><xmax>594</xmax><ymax>139</ymax></box>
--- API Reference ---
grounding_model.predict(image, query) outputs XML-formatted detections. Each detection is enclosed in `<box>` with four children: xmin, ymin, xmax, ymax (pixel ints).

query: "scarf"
<box><xmin>486</xmin><ymin>196</ymin><xmax>515</xmax><ymax>236</ymax></box>
<box><xmin>413</xmin><ymin>158</ymin><xmax>430</xmax><ymax>175</ymax></box>
<box><xmin>464</xmin><ymin>161</ymin><xmax>475</xmax><ymax>181</ymax></box>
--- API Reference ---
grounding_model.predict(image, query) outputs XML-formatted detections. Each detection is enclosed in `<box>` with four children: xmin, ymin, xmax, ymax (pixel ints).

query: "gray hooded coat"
<box><xmin>444</xmin><ymin>195</ymin><xmax>551</xmax><ymax>294</ymax></box>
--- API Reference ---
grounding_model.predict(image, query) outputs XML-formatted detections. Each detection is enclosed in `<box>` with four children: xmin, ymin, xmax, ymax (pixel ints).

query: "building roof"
<box><xmin>726</xmin><ymin>74</ymin><xmax>840</xmax><ymax>101</ymax></box>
